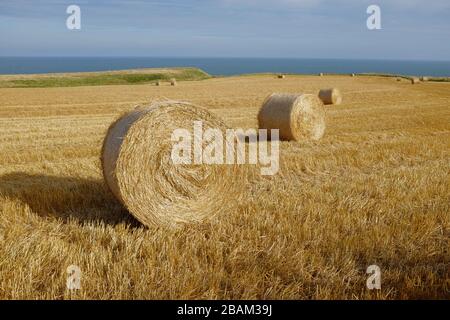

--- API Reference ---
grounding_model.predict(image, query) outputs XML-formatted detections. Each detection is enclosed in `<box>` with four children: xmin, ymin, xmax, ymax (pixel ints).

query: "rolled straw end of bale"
<box><xmin>318</xmin><ymin>88</ymin><xmax>343</xmax><ymax>105</ymax></box>
<box><xmin>101</xmin><ymin>100</ymin><xmax>246</xmax><ymax>229</ymax></box>
<box><xmin>258</xmin><ymin>93</ymin><xmax>326</xmax><ymax>141</ymax></box>
<box><xmin>411</xmin><ymin>77</ymin><xmax>420</xmax><ymax>84</ymax></box>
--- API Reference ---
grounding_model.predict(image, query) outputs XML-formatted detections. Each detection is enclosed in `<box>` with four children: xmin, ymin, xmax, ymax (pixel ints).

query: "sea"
<box><xmin>1</xmin><ymin>57</ymin><xmax>450</xmax><ymax>77</ymax></box>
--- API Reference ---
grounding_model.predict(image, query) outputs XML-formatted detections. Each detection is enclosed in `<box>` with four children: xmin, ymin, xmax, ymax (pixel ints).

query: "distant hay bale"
<box><xmin>411</xmin><ymin>77</ymin><xmax>420</xmax><ymax>84</ymax></box>
<box><xmin>318</xmin><ymin>88</ymin><xmax>343</xmax><ymax>105</ymax></box>
<box><xmin>278</xmin><ymin>74</ymin><xmax>286</xmax><ymax>79</ymax></box>
<box><xmin>155</xmin><ymin>80</ymin><xmax>161</xmax><ymax>86</ymax></box>
<box><xmin>258</xmin><ymin>93</ymin><xmax>326</xmax><ymax>141</ymax></box>
<box><xmin>101</xmin><ymin>100</ymin><xmax>246</xmax><ymax>229</ymax></box>
<box><xmin>170</xmin><ymin>79</ymin><xmax>177</xmax><ymax>86</ymax></box>
<box><xmin>319</xmin><ymin>73</ymin><xmax>324</xmax><ymax>76</ymax></box>
<box><xmin>421</xmin><ymin>76</ymin><xmax>429</xmax><ymax>82</ymax></box>
<box><xmin>351</xmin><ymin>73</ymin><xmax>356</xmax><ymax>77</ymax></box>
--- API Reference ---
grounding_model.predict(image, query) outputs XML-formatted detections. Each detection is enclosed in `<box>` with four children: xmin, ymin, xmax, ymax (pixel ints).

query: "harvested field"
<box><xmin>0</xmin><ymin>73</ymin><xmax>449</xmax><ymax>299</ymax></box>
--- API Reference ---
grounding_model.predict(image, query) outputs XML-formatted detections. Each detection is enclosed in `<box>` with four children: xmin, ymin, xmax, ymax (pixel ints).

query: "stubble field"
<box><xmin>0</xmin><ymin>74</ymin><xmax>448</xmax><ymax>299</ymax></box>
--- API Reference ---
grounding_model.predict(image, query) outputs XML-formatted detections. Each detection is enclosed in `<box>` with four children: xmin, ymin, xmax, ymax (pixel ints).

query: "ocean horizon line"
<box><xmin>1</xmin><ymin>56</ymin><xmax>450</xmax><ymax>77</ymax></box>
<box><xmin>1</xmin><ymin>56</ymin><xmax>450</xmax><ymax>63</ymax></box>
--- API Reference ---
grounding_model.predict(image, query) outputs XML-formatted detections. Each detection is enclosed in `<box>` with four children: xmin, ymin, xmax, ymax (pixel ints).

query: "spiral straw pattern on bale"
<box><xmin>318</xmin><ymin>88</ymin><xmax>343</xmax><ymax>105</ymax></box>
<box><xmin>258</xmin><ymin>93</ymin><xmax>326</xmax><ymax>141</ymax></box>
<box><xmin>101</xmin><ymin>101</ymin><xmax>246</xmax><ymax>229</ymax></box>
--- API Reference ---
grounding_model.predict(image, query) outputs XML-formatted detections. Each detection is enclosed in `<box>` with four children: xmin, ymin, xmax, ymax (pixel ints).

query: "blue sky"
<box><xmin>0</xmin><ymin>0</ymin><xmax>449</xmax><ymax>60</ymax></box>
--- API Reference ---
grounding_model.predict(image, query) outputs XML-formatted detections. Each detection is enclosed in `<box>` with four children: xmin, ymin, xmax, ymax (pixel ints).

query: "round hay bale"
<box><xmin>278</xmin><ymin>74</ymin><xmax>286</xmax><ymax>79</ymax></box>
<box><xmin>258</xmin><ymin>93</ymin><xmax>326</xmax><ymax>141</ymax></box>
<box><xmin>411</xmin><ymin>77</ymin><xmax>420</xmax><ymax>84</ymax></box>
<box><xmin>319</xmin><ymin>73</ymin><xmax>324</xmax><ymax>77</ymax></box>
<box><xmin>421</xmin><ymin>76</ymin><xmax>429</xmax><ymax>82</ymax></box>
<box><xmin>101</xmin><ymin>100</ymin><xmax>246</xmax><ymax>229</ymax></box>
<box><xmin>155</xmin><ymin>80</ymin><xmax>161</xmax><ymax>86</ymax></box>
<box><xmin>318</xmin><ymin>88</ymin><xmax>343</xmax><ymax>105</ymax></box>
<box><xmin>351</xmin><ymin>73</ymin><xmax>356</xmax><ymax>77</ymax></box>
<box><xmin>170</xmin><ymin>79</ymin><xmax>177</xmax><ymax>86</ymax></box>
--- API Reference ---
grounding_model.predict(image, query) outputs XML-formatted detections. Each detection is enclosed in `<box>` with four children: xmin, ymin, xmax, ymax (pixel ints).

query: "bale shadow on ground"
<box><xmin>0</xmin><ymin>172</ymin><xmax>141</xmax><ymax>227</ymax></box>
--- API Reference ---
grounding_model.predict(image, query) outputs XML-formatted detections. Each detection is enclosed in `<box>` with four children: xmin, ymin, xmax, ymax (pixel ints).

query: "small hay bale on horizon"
<box><xmin>101</xmin><ymin>100</ymin><xmax>247</xmax><ymax>229</ymax></box>
<box><xmin>411</xmin><ymin>77</ymin><xmax>420</xmax><ymax>84</ymax></box>
<box><xmin>319</xmin><ymin>73</ymin><xmax>324</xmax><ymax>76</ymax></box>
<box><xmin>278</xmin><ymin>74</ymin><xmax>286</xmax><ymax>79</ymax></box>
<box><xmin>421</xmin><ymin>76</ymin><xmax>429</xmax><ymax>82</ymax></box>
<box><xmin>318</xmin><ymin>88</ymin><xmax>343</xmax><ymax>105</ymax></box>
<box><xmin>258</xmin><ymin>93</ymin><xmax>326</xmax><ymax>141</ymax></box>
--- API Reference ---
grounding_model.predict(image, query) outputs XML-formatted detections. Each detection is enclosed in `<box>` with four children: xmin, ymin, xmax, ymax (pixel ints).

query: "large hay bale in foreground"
<box><xmin>101</xmin><ymin>101</ymin><xmax>246</xmax><ymax>229</ymax></box>
<box><xmin>258</xmin><ymin>93</ymin><xmax>326</xmax><ymax>141</ymax></box>
<box><xmin>318</xmin><ymin>88</ymin><xmax>343</xmax><ymax>105</ymax></box>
